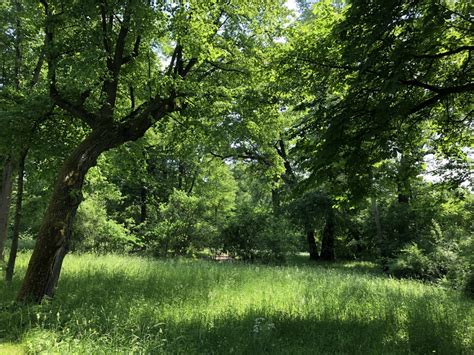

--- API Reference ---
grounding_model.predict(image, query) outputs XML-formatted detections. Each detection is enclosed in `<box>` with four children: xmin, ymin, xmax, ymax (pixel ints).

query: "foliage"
<box><xmin>140</xmin><ymin>189</ymin><xmax>218</xmax><ymax>257</ymax></box>
<box><xmin>71</xmin><ymin>164</ymin><xmax>135</xmax><ymax>253</ymax></box>
<box><xmin>388</xmin><ymin>243</ymin><xmax>434</xmax><ymax>281</ymax></box>
<box><xmin>288</xmin><ymin>190</ymin><xmax>332</xmax><ymax>232</ymax></box>
<box><xmin>73</xmin><ymin>197</ymin><xmax>134</xmax><ymax>254</ymax></box>
<box><xmin>220</xmin><ymin>207</ymin><xmax>299</xmax><ymax>262</ymax></box>
<box><xmin>387</xmin><ymin>237</ymin><xmax>469</xmax><ymax>288</ymax></box>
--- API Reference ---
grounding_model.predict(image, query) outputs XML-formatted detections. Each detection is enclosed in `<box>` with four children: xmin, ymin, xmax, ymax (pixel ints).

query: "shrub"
<box><xmin>72</xmin><ymin>197</ymin><xmax>136</xmax><ymax>253</ymax></box>
<box><xmin>388</xmin><ymin>243</ymin><xmax>433</xmax><ymax>280</ymax></box>
<box><xmin>388</xmin><ymin>241</ymin><xmax>468</xmax><ymax>287</ymax></box>
<box><xmin>219</xmin><ymin>209</ymin><xmax>298</xmax><ymax>262</ymax></box>
<box><xmin>140</xmin><ymin>190</ymin><xmax>217</xmax><ymax>256</ymax></box>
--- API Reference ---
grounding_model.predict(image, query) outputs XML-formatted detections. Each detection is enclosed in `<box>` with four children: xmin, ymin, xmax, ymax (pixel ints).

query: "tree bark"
<box><xmin>5</xmin><ymin>149</ymin><xmax>27</xmax><ymax>281</ymax></box>
<box><xmin>13</xmin><ymin>0</ymin><xmax>23</xmax><ymax>91</ymax></box>
<box><xmin>371</xmin><ymin>195</ymin><xmax>384</xmax><ymax>256</ymax></box>
<box><xmin>139</xmin><ymin>186</ymin><xmax>147</xmax><ymax>224</ymax></box>
<box><xmin>306</xmin><ymin>229</ymin><xmax>318</xmax><ymax>260</ymax></box>
<box><xmin>271</xmin><ymin>188</ymin><xmax>280</xmax><ymax>214</ymax></box>
<box><xmin>0</xmin><ymin>157</ymin><xmax>15</xmax><ymax>262</ymax></box>
<box><xmin>320</xmin><ymin>210</ymin><xmax>336</xmax><ymax>261</ymax></box>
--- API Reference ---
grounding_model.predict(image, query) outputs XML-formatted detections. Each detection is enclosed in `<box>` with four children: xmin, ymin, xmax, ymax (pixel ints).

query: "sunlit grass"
<box><xmin>0</xmin><ymin>343</ymin><xmax>25</xmax><ymax>355</ymax></box>
<box><xmin>1</xmin><ymin>252</ymin><xmax>473</xmax><ymax>354</ymax></box>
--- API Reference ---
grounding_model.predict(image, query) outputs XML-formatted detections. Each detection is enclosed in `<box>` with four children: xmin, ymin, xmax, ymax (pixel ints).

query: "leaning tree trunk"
<box><xmin>0</xmin><ymin>156</ymin><xmax>15</xmax><ymax>262</ymax></box>
<box><xmin>5</xmin><ymin>149</ymin><xmax>27</xmax><ymax>281</ymax></box>
<box><xmin>16</xmin><ymin>128</ymin><xmax>125</xmax><ymax>302</ymax></box>
<box><xmin>320</xmin><ymin>210</ymin><xmax>336</xmax><ymax>261</ymax></box>
<box><xmin>306</xmin><ymin>229</ymin><xmax>318</xmax><ymax>261</ymax></box>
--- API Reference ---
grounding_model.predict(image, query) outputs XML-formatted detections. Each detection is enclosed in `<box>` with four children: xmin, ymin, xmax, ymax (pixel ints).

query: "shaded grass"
<box><xmin>1</xmin><ymin>252</ymin><xmax>473</xmax><ymax>354</ymax></box>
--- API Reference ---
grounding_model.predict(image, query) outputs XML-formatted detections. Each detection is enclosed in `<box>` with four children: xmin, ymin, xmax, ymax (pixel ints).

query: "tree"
<box><xmin>16</xmin><ymin>0</ymin><xmax>286</xmax><ymax>302</ymax></box>
<box><xmin>299</xmin><ymin>0</ymin><xmax>471</xmax><ymax>183</ymax></box>
<box><xmin>289</xmin><ymin>189</ymin><xmax>336</xmax><ymax>260</ymax></box>
<box><xmin>0</xmin><ymin>0</ymin><xmax>49</xmax><ymax>268</ymax></box>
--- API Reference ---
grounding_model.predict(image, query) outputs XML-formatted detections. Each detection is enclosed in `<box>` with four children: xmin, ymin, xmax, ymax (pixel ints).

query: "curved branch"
<box><xmin>414</xmin><ymin>45</ymin><xmax>474</xmax><ymax>59</ymax></box>
<box><xmin>401</xmin><ymin>80</ymin><xmax>474</xmax><ymax>95</ymax></box>
<box><xmin>40</xmin><ymin>0</ymin><xmax>98</xmax><ymax>128</ymax></box>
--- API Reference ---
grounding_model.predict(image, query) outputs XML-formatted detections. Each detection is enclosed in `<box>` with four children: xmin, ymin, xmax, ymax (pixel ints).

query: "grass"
<box><xmin>1</xmin><ymin>252</ymin><xmax>473</xmax><ymax>354</ymax></box>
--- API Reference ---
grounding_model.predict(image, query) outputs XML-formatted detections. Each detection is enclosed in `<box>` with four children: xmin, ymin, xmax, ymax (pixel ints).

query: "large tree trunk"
<box><xmin>6</xmin><ymin>149</ymin><xmax>27</xmax><ymax>281</ymax></box>
<box><xmin>320</xmin><ymin>210</ymin><xmax>336</xmax><ymax>261</ymax></box>
<box><xmin>306</xmin><ymin>229</ymin><xmax>318</xmax><ymax>261</ymax></box>
<box><xmin>16</xmin><ymin>128</ymin><xmax>127</xmax><ymax>302</ymax></box>
<box><xmin>0</xmin><ymin>156</ymin><xmax>15</xmax><ymax>262</ymax></box>
<box><xmin>16</xmin><ymin>99</ymin><xmax>173</xmax><ymax>302</ymax></box>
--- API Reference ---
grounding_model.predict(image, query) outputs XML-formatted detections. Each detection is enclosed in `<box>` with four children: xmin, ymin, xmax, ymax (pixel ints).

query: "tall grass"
<box><xmin>1</xmin><ymin>252</ymin><xmax>473</xmax><ymax>354</ymax></box>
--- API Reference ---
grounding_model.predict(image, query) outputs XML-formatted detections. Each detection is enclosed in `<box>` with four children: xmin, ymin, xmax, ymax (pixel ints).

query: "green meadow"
<box><xmin>1</xmin><ymin>252</ymin><xmax>473</xmax><ymax>354</ymax></box>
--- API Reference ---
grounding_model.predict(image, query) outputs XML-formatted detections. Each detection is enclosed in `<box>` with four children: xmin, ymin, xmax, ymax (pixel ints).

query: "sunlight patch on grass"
<box><xmin>0</xmin><ymin>343</ymin><xmax>25</xmax><ymax>355</ymax></box>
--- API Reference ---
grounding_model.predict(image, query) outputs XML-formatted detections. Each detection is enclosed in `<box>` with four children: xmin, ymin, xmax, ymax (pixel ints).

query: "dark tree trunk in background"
<box><xmin>371</xmin><ymin>195</ymin><xmax>384</xmax><ymax>256</ymax></box>
<box><xmin>348</xmin><ymin>225</ymin><xmax>363</xmax><ymax>256</ymax></box>
<box><xmin>306</xmin><ymin>229</ymin><xmax>318</xmax><ymax>260</ymax></box>
<box><xmin>6</xmin><ymin>150</ymin><xmax>27</xmax><ymax>281</ymax></box>
<box><xmin>320</xmin><ymin>211</ymin><xmax>336</xmax><ymax>261</ymax></box>
<box><xmin>397</xmin><ymin>192</ymin><xmax>409</xmax><ymax>204</ymax></box>
<box><xmin>140</xmin><ymin>186</ymin><xmax>147</xmax><ymax>224</ymax></box>
<box><xmin>397</xmin><ymin>154</ymin><xmax>411</xmax><ymax>204</ymax></box>
<box><xmin>0</xmin><ymin>157</ymin><xmax>15</xmax><ymax>262</ymax></box>
<box><xmin>271</xmin><ymin>188</ymin><xmax>280</xmax><ymax>214</ymax></box>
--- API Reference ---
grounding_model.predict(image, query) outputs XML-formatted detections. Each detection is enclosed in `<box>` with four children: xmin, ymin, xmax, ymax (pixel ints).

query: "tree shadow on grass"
<box><xmin>148</xmin><ymin>307</ymin><xmax>470</xmax><ymax>355</ymax></box>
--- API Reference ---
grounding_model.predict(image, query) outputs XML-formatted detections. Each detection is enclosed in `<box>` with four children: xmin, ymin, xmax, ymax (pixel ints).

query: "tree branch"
<box><xmin>205</xmin><ymin>60</ymin><xmax>247</xmax><ymax>75</ymax></box>
<box><xmin>122</xmin><ymin>35</ymin><xmax>141</xmax><ymax>64</ymax></box>
<box><xmin>40</xmin><ymin>0</ymin><xmax>98</xmax><ymax>128</ymax></box>
<box><xmin>100</xmin><ymin>0</ymin><xmax>112</xmax><ymax>55</ymax></box>
<box><xmin>30</xmin><ymin>40</ymin><xmax>46</xmax><ymax>87</ymax></box>
<box><xmin>408</xmin><ymin>94</ymin><xmax>442</xmax><ymax>115</ymax></box>
<box><xmin>401</xmin><ymin>79</ymin><xmax>474</xmax><ymax>95</ymax></box>
<box><xmin>413</xmin><ymin>45</ymin><xmax>474</xmax><ymax>59</ymax></box>
<box><xmin>209</xmin><ymin>151</ymin><xmax>272</xmax><ymax>166</ymax></box>
<box><xmin>99</xmin><ymin>0</ymin><xmax>133</xmax><ymax>118</ymax></box>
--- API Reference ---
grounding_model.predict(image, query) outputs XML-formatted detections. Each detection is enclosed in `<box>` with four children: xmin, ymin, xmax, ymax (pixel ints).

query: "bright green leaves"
<box><xmin>280</xmin><ymin>0</ymin><xmax>473</xmax><ymax>196</ymax></box>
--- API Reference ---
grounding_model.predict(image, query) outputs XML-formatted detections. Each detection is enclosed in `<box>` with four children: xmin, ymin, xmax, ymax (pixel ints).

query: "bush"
<box><xmin>139</xmin><ymin>190</ymin><xmax>217</xmax><ymax>257</ymax></box>
<box><xmin>388</xmin><ymin>243</ymin><xmax>433</xmax><ymax>280</ymax></box>
<box><xmin>219</xmin><ymin>209</ymin><xmax>298</xmax><ymax>262</ymax></box>
<box><xmin>73</xmin><ymin>197</ymin><xmax>136</xmax><ymax>253</ymax></box>
<box><xmin>388</xmin><ymin>241</ymin><xmax>467</xmax><ymax>286</ymax></box>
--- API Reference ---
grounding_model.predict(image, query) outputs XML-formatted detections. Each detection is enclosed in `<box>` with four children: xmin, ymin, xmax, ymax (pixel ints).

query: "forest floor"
<box><xmin>0</xmin><ymin>252</ymin><xmax>473</xmax><ymax>354</ymax></box>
